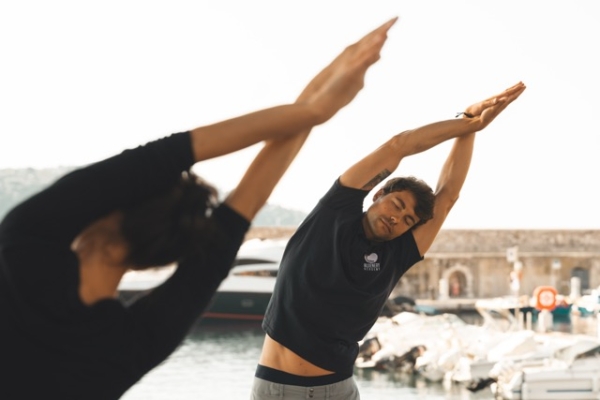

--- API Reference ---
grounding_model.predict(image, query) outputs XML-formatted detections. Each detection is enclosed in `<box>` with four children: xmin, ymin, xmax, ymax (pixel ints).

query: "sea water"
<box><xmin>121</xmin><ymin>320</ymin><xmax>500</xmax><ymax>400</ymax></box>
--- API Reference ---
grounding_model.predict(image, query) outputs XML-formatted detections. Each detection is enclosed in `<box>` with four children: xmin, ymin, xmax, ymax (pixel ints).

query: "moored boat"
<box><xmin>118</xmin><ymin>238</ymin><xmax>285</xmax><ymax>322</ymax></box>
<box><xmin>493</xmin><ymin>335</ymin><xmax>600</xmax><ymax>400</ymax></box>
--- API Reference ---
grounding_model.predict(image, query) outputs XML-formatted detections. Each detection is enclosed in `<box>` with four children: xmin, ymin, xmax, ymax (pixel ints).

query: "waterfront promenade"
<box><xmin>415</xmin><ymin>297</ymin><xmax>599</xmax><ymax>337</ymax></box>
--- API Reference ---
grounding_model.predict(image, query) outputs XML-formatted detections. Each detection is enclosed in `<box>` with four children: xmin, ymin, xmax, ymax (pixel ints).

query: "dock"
<box><xmin>416</xmin><ymin>298</ymin><xmax>479</xmax><ymax>313</ymax></box>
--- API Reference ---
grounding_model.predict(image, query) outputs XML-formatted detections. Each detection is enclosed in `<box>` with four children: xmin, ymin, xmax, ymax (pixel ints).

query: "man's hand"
<box><xmin>463</xmin><ymin>82</ymin><xmax>527</xmax><ymax>130</ymax></box>
<box><xmin>297</xmin><ymin>17</ymin><xmax>398</xmax><ymax>123</ymax></box>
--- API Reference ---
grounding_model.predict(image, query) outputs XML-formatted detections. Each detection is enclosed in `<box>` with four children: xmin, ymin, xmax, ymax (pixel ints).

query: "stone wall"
<box><xmin>414</xmin><ymin>230</ymin><xmax>600</xmax><ymax>299</ymax></box>
<box><xmin>429</xmin><ymin>229</ymin><xmax>600</xmax><ymax>253</ymax></box>
<box><xmin>247</xmin><ymin>227</ymin><xmax>600</xmax><ymax>299</ymax></box>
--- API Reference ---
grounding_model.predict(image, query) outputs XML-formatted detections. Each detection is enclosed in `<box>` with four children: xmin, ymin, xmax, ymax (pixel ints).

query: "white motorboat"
<box><xmin>493</xmin><ymin>335</ymin><xmax>600</xmax><ymax>400</ymax></box>
<box><xmin>452</xmin><ymin>297</ymin><xmax>599</xmax><ymax>391</ymax></box>
<box><xmin>118</xmin><ymin>238</ymin><xmax>286</xmax><ymax>321</ymax></box>
<box><xmin>354</xmin><ymin>292</ymin><xmax>600</xmax><ymax>400</ymax></box>
<box><xmin>451</xmin><ymin>329</ymin><xmax>541</xmax><ymax>384</ymax></box>
<box><xmin>355</xmin><ymin>311</ymin><xmax>473</xmax><ymax>379</ymax></box>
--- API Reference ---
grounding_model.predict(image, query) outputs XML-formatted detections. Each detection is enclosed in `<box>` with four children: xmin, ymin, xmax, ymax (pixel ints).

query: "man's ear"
<box><xmin>372</xmin><ymin>188</ymin><xmax>385</xmax><ymax>202</ymax></box>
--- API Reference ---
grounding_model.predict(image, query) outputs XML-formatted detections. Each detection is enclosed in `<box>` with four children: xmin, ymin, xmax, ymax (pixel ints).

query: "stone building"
<box><xmin>247</xmin><ymin>228</ymin><xmax>600</xmax><ymax>300</ymax></box>
<box><xmin>400</xmin><ymin>230</ymin><xmax>600</xmax><ymax>300</ymax></box>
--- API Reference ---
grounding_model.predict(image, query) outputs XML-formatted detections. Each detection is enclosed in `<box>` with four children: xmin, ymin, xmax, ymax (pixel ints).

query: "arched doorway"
<box><xmin>448</xmin><ymin>270</ymin><xmax>466</xmax><ymax>297</ymax></box>
<box><xmin>442</xmin><ymin>264</ymin><xmax>474</xmax><ymax>298</ymax></box>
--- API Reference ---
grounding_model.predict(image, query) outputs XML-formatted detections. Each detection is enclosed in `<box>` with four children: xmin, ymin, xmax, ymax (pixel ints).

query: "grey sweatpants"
<box><xmin>250</xmin><ymin>376</ymin><xmax>360</xmax><ymax>400</ymax></box>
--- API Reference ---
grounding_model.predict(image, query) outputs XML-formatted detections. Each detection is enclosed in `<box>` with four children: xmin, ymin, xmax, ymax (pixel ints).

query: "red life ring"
<box><xmin>533</xmin><ymin>286</ymin><xmax>557</xmax><ymax>311</ymax></box>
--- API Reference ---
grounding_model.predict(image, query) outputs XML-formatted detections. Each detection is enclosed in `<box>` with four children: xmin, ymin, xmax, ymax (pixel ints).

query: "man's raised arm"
<box><xmin>340</xmin><ymin>82</ymin><xmax>526</xmax><ymax>192</ymax></box>
<box><xmin>412</xmin><ymin>82</ymin><xmax>527</xmax><ymax>255</ymax></box>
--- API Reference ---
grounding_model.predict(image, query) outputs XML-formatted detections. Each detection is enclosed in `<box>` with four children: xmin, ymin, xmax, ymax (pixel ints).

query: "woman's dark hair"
<box><xmin>121</xmin><ymin>171</ymin><xmax>222</xmax><ymax>269</ymax></box>
<box><xmin>381</xmin><ymin>176</ymin><xmax>435</xmax><ymax>227</ymax></box>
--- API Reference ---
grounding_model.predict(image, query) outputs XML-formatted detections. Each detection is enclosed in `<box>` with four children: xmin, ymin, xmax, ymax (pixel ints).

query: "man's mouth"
<box><xmin>380</xmin><ymin>217</ymin><xmax>392</xmax><ymax>233</ymax></box>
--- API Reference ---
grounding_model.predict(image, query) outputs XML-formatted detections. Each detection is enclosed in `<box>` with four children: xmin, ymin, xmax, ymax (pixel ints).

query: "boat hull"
<box><xmin>202</xmin><ymin>290</ymin><xmax>272</xmax><ymax>321</ymax></box>
<box><xmin>118</xmin><ymin>289</ymin><xmax>272</xmax><ymax>322</ymax></box>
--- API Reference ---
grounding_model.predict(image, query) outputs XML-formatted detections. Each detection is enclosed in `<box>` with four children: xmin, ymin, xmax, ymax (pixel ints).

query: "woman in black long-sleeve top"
<box><xmin>0</xmin><ymin>18</ymin><xmax>396</xmax><ymax>399</ymax></box>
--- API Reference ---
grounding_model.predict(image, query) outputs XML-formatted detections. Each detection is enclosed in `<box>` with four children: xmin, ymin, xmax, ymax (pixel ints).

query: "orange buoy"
<box><xmin>533</xmin><ymin>286</ymin><xmax>558</xmax><ymax>311</ymax></box>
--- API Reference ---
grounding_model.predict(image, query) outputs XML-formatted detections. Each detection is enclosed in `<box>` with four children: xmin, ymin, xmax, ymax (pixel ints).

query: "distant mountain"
<box><xmin>0</xmin><ymin>167</ymin><xmax>307</xmax><ymax>227</ymax></box>
<box><xmin>253</xmin><ymin>204</ymin><xmax>307</xmax><ymax>227</ymax></box>
<box><xmin>0</xmin><ymin>167</ymin><xmax>76</xmax><ymax>219</ymax></box>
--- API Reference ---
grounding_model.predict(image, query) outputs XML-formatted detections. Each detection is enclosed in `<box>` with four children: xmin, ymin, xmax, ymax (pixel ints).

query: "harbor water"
<box><xmin>120</xmin><ymin>313</ymin><xmax>598</xmax><ymax>400</ymax></box>
<box><xmin>121</xmin><ymin>321</ymin><xmax>489</xmax><ymax>400</ymax></box>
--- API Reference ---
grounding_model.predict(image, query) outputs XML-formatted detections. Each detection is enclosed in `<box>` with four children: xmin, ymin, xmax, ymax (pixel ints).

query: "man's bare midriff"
<box><xmin>259</xmin><ymin>334</ymin><xmax>335</xmax><ymax>376</ymax></box>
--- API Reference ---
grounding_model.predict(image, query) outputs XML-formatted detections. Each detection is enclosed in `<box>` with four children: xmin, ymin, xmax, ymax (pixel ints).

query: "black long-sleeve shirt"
<box><xmin>0</xmin><ymin>132</ymin><xmax>250</xmax><ymax>399</ymax></box>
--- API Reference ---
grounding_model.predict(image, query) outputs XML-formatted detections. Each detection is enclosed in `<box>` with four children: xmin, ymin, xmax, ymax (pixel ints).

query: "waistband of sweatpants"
<box><xmin>255</xmin><ymin>365</ymin><xmax>352</xmax><ymax>387</ymax></box>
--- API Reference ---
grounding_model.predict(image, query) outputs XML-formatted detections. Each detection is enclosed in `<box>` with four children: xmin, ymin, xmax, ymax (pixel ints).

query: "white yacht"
<box><xmin>493</xmin><ymin>335</ymin><xmax>600</xmax><ymax>400</ymax></box>
<box><xmin>118</xmin><ymin>238</ymin><xmax>286</xmax><ymax>322</ymax></box>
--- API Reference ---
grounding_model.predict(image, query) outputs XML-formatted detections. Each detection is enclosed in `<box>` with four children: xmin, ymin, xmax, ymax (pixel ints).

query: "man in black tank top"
<box><xmin>253</xmin><ymin>56</ymin><xmax>527</xmax><ymax>398</ymax></box>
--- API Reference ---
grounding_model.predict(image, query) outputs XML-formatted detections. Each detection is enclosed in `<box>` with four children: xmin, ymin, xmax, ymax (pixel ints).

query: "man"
<box><xmin>252</xmin><ymin>81</ymin><xmax>526</xmax><ymax>399</ymax></box>
<box><xmin>0</xmin><ymin>17</ymin><xmax>397</xmax><ymax>400</ymax></box>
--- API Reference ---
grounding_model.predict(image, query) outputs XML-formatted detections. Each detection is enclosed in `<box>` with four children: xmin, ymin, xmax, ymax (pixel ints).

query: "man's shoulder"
<box><xmin>320</xmin><ymin>179</ymin><xmax>368</xmax><ymax>207</ymax></box>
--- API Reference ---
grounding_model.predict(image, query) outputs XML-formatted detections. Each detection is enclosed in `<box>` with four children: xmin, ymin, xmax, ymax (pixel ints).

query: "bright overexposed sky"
<box><xmin>1</xmin><ymin>1</ymin><xmax>598</xmax><ymax>229</ymax></box>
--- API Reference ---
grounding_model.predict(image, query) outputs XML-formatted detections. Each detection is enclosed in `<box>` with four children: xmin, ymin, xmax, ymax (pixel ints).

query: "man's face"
<box><xmin>362</xmin><ymin>189</ymin><xmax>420</xmax><ymax>242</ymax></box>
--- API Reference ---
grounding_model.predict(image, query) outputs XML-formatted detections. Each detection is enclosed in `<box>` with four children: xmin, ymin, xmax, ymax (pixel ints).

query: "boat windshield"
<box><xmin>555</xmin><ymin>341</ymin><xmax>600</xmax><ymax>364</ymax></box>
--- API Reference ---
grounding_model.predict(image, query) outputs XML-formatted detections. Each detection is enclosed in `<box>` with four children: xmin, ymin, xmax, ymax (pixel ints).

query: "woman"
<box><xmin>0</xmin><ymin>18</ymin><xmax>397</xmax><ymax>400</ymax></box>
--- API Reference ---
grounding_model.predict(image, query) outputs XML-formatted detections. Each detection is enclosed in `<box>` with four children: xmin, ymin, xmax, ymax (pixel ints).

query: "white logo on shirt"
<box><xmin>364</xmin><ymin>253</ymin><xmax>380</xmax><ymax>271</ymax></box>
<box><xmin>364</xmin><ymin>253</ymin><xmax>378</xmax><ymax>263</ymax></box>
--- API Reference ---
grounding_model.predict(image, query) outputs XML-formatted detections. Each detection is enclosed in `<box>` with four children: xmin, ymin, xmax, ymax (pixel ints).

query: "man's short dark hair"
<box><xmin>381</xmin><ymin>176</ymin><xmax>435</xmax><ymax>227</ymax></box>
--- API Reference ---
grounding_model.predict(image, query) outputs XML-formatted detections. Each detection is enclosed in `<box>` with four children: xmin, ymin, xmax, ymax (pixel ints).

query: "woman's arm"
<box><xmin>224</xmin><ymin>17</ymin><xmax>398</xmax><ymax>221</ymax></box>
<box><xmin>189</xmin><ymin>17</ymin><xmax>398</xmax><ymax>165</ymax></box>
